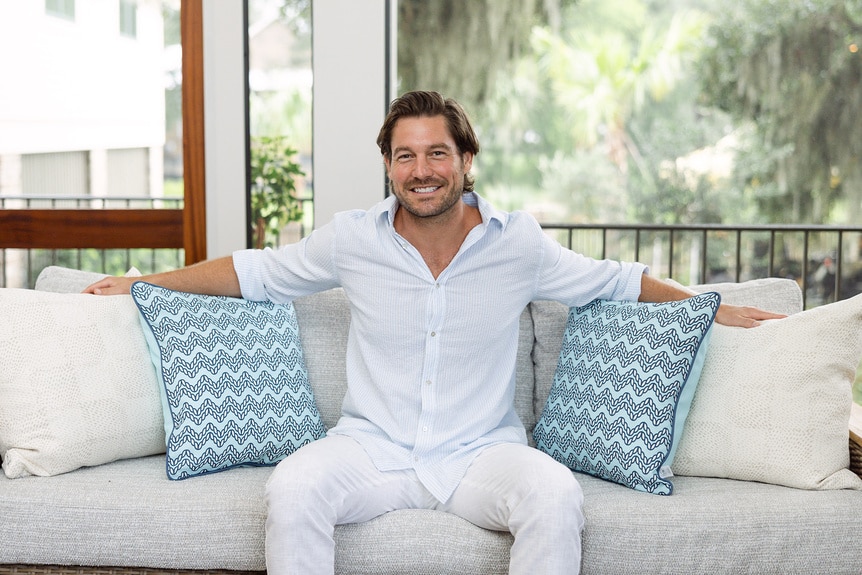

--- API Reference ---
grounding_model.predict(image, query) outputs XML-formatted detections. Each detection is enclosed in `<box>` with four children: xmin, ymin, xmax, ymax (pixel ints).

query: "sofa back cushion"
<box><xmin>293</xmin><ymin>289</ymin><xmax>537</xmax><ymax>434</ymax></box>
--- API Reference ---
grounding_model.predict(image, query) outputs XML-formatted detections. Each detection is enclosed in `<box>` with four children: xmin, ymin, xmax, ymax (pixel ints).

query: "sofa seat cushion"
<box><xmin>2</xmin><ymin>455</ymin><xmax>861</xmax><ymax>574</ymax></box>
<box><xmin>334</xmin><ymin>509</ymin><xmax>512</xmax><ymax>575</ymax></box>
<box><xmin>577</xmin><ymin>472</ymin><xmax>862</xmax><ymax>575</ymax></box>
<box><xmin>0</xmin><ymin>455</ymin><xmax>269</xmax><ymax>571</ymax></box>
<box><xmin>0</xmin><ymin>455</ymin><xmax>512</xmax><ymax>573</ymax></box>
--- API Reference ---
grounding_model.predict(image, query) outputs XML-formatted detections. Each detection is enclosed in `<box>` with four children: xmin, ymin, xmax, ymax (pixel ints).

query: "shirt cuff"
<box><xmin>232</xmin><ymin>248</ymin><xmax>266</xmax><ymax>301</ymax></box>
<box><xmin>622</xmin><ymin>262</ymin><xmax>649</xmax><ymax>302</ymax></box>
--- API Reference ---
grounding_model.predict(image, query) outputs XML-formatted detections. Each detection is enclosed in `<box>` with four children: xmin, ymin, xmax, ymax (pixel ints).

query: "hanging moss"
<box><xmin>701</xmin><ymin>0</ymin><xmax>862</xmax><ymax>223</ymax></box>
<box><xmin>397</xmin><ymin>0</ymin><xmax>575</xmax><ymax>112</ymax></box>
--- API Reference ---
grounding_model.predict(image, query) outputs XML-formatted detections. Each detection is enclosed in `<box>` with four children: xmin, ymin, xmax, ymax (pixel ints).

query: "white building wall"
<box><xmin>0</xmin><ymin>1</ymin><xmax>392</xmax><ymax>258</ymax></box>
<box><xmin>0</xmin><ymin>0</ymin><xmax>164</xmax><ymax>155</ymax></box>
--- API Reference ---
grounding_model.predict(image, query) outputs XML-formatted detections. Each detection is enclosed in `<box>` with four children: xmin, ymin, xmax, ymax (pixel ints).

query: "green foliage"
<box><xmin>394</xmin><ymin>0</ymin><xmax>860</xmax><ymax>231</ymax></box>
<box><xmin>250</xmin><ymin>136</ymin><xmax>305</xmax><ymax>249</ymax></box>
<box><xmin>699</xmin><ymin>0</ymin><xmax>862</xmax><ymax>224</ymax></box>
<box><xmin>397</xmin><ymin>0</ymin><xmax>579</xmax><ymax>114</ymax></box>
<box><xmin>462</xmin><ymin>0</ymin><xmax>717</xmax><ymax>225</ymax></box>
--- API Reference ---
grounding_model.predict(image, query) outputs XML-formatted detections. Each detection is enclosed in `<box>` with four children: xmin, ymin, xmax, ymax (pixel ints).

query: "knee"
<box><xmin>265</xmin><ymin>442</ymin><xmax>332</xmax><ymax>513</ymax></box>
<box><xmin>523</xmin><ymin>457</ymin><xmax>585</xmax><ymax>530</ymax></box>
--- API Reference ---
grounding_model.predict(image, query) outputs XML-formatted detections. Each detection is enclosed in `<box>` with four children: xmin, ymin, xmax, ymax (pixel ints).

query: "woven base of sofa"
<box><xmin>0</xmin><ymin>567</ymin><xmax>264</xmax><ymax>575</ymax></box>
<box><xmin>851</xmin><ymin>434</ymin><xmax>862</xmax><ymax>479</ymax></box>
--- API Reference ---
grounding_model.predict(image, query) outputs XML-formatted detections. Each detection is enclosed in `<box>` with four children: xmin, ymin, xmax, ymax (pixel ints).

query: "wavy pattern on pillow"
<box><xmin>131</xmin><ymin>282</ymin><xmax>326</xmax><ymax>480</ymax></box>
<box><xmin>534</xmin><ymin>293</ymin><xmax>720</xmax><ymax>495</ymax></box>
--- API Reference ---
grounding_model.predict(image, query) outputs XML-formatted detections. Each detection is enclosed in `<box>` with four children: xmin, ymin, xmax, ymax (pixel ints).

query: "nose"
<box><xmin>412</xmin><ymin>156</ymin><xmax>433</xmax><ymax>179</ymax></box>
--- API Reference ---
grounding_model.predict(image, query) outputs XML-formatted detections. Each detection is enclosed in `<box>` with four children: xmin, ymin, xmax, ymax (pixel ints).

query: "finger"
<box><xmin>83</xmin><ymin>278</ymin><xmax>117</xmax><ymax>294</ymax></box>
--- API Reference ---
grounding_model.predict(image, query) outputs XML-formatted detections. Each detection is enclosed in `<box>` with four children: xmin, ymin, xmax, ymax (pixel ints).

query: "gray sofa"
<box><xmin>1</xmin><ymin>267</ymin><xmax>861</xmax><ymax>575</ymax></box>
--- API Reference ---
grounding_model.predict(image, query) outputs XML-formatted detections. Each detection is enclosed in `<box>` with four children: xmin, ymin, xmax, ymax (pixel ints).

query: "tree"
<box><xmin>532</xmin><ymin>8</ymin><xmax>706</xmax><ymax>175</ymax></box>
<box><xmin>397</xmin><ymin>0</ymin><xmax>577</xmax><ymax>113</ymax></box>
<box><xmin>700</xmin><ymin>0</ymin><xmax>862</xmax><ymax>224</ymax></box>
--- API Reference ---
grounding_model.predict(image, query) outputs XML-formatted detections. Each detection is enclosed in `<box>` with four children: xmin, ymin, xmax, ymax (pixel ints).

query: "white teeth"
<box><xmin>414</xmin><ymin>186</ymin><xmax>438</xmax><ymax>194</ymax></box>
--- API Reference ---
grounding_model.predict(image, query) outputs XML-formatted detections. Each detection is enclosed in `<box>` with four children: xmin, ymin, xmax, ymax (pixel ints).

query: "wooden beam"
<box><xmin>181</xmin><ymin>0</ymin><xmax>207</xmax><ymax>265</ymax></box>
<box><xmin>0</xmin><ymin>210</ymin><xmax>184</xmax><ymax>249</ymax></box>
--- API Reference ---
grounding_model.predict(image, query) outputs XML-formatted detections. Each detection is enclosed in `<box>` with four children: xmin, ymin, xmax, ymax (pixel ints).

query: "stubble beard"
<box><xmin>392</xmin><ymin>179</ymin><xmax>464</xmax><ymax>221</ymax></box>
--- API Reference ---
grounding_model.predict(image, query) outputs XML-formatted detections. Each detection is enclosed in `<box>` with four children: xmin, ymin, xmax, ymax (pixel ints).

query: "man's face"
<box><xmin>384</xmin><ymin>115</ymin><xmax>473</xmax><ymax>220</ymax></box>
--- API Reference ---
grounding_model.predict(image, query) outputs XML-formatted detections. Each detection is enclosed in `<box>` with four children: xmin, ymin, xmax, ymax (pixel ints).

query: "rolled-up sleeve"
<box><xmin>232</xmin><ymin>220</ymin><xmax>340</xmax><ymax>303</ymax></box>
<box><xmin>534</xmin><ymin>232</ymin><xmax>647</xmax><ymax>306</ymax></box>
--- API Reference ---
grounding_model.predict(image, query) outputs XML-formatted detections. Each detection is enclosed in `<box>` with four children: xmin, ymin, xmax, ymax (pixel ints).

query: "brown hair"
<box><xmin>377</xmin><ymin>90</ymin><xmax>480</xmax><ymax>192</ymax></box>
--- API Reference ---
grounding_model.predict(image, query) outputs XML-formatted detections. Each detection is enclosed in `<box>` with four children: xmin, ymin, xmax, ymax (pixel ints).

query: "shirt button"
<box><xmin>413</xmin><ymin>456</ymin><xmax>419</xmax><ymax>462</ymax></box>
<box><xmin>422</xmin><ymin>426</ymin><xmax>428</xmax><ymax>432</ymax></box>
<box><xmin>425</xmin><ymin>380</ymin><xmax>432</xmax><ymax>386</ymax></box>
<box><xmin>430</xmin><ymin>331</ymin><xmax>436</xmax><ymax>337</ymax></box>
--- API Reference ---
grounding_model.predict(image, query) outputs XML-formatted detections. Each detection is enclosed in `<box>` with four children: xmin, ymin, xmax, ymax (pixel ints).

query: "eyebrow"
<box><xmin>392</xmin><ymin>142</ymin><xmax>454</xmax><ymax>156</ymax></box>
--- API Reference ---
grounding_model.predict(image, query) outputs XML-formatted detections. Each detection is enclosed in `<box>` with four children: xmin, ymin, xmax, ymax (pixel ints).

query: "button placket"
<box><xmin>414</xmin><ymin>279</ymin><xmax>445</xmax><ymax>461</ymax></box>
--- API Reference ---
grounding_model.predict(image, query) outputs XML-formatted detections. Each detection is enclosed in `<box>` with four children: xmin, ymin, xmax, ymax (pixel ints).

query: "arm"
<box><xmin>83</xmin><ymin>255</ymin><xmax>241</xmax><ymax>296</ymax></box>
<box><xmin>638</xmin><ymin>273</ymin><xmax>786</xmax><ymax>328</ymax></box>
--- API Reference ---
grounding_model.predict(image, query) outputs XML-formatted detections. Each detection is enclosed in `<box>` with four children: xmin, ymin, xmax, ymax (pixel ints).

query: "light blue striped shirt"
<box><xmin>233</xmin><ymin>192</ymin><xmax>646</xmax><ymax>502</ymax></box>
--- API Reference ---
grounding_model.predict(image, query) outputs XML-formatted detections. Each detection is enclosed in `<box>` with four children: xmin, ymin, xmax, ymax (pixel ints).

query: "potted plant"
<box><xmin>250</xmin><ymin>136</ymin><xmax>306</xmax><ymax>249</ymax></box>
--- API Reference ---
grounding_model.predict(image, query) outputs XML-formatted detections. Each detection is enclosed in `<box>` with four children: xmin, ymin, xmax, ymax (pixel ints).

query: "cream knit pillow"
<box><xmin>0</xmin><ymin>289</ymin><xmax>165</xmax><ymax>478</ymax></box>
<box><xmin>672</xmin><ymin>293</ymin><xmax>862</xmax><ymax>490</ymax></box>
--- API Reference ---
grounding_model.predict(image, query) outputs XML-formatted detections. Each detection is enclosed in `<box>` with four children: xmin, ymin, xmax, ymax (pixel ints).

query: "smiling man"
<box><xmin>85</xmin><ymin>90</ymin><xmax>782</xmax><ymax>574</ymax></box>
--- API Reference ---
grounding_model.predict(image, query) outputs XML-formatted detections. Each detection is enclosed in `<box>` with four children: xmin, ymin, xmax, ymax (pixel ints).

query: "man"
<box><xmin>86</xmin><ymin>90</ymin><xmax>782</xmax><ymax>574</ymax></box>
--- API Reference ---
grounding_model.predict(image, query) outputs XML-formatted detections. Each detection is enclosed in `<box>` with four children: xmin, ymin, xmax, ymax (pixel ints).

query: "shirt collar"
<box><xmin>378</xmin><ymin>192</ymin><xmax>508</xmax><ymax>230</ymax></box>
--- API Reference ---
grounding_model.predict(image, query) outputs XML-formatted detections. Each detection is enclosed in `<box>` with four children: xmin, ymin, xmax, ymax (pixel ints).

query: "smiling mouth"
<box><xmin>412</xmin><ymin>185</ymin><xmax>441</xmax><ymax>194</ymax></box>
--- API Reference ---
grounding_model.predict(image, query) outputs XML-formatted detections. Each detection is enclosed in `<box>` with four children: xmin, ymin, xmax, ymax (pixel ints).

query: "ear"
<box><xmin>383</xmin><ymin>154</ymin><xmax>392</xmax><ymax>176</ymax></box>
<box><xmin>462</xmin><ymin>152</ymin><xmax>473</xmax><ymax>173</ymax></box>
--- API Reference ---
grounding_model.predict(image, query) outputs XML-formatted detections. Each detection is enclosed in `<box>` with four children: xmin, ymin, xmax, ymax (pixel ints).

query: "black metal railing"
<box><xmin>540</xmin><ymin>223</ymin><xmax>862</xmax><ymax>309</ymax></box>
<box><xmin>3</xmin><ymin>193</ymin><xmax>860</xmax><ymax>308</ymax></box>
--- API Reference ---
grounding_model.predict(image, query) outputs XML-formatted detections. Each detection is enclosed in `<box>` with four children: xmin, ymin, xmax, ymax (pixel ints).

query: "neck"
<box><xmin>393</xmin><ymin>200</ymin><xmax>482</xmax><ymax>278</ymax></box>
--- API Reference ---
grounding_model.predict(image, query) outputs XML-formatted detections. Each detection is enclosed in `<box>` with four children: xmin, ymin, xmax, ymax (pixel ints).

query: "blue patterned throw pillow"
<box><xmin>130</xmin><ymin>282</ymin><xmax>326</xmax><ymax>480</ymax></box>
<box><xmin>533</xmin><ymin>292</ymin><xmax>720</xmax><ymax>495</ymax></box>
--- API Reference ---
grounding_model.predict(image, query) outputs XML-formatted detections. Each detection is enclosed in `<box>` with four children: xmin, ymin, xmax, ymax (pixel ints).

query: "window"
<box><xmin>45</xmin><ymin>0</ymin><xmax>75</xmax><ymax>20</ymax></box>
<box><xmin>246</xmin><ymin>0</ymin><xmax>313</xmax><ymax>248</ymax></box>
<box><xmin>120</xmin><ymin>0</ymin><xmax>138</xmax><ymax>38</ymax></box>
<box><xmin>0</xmin><ymin>1</ymin><xmax>195</xmax><ymax>287</ymax></box>
<box><xmin>396</xmin><ymin>0</ymin><xmax>862</xmax><ymax>231</ymax></box>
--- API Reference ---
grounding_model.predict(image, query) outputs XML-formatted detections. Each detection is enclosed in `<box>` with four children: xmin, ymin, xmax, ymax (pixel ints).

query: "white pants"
<box><xmin>264</xmin><ymin>435</ymin><xmax>585</xmax><ymax>575</ymax></box>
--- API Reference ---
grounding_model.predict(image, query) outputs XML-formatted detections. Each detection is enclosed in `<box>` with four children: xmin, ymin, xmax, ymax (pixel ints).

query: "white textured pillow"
<box><xmin>0</xmin><ymin>289</ymin><xmax>165</xmax><ymax>478</ymax></box>
<box><xmin>34</xmin><ymin>265</ymin><xmax>142</xmax><ymax>293</ymax></box>
<box><xmin>673</xmin><ymin>293</ymin><xmax>862</xmax><ymax>490</ymax></box>
<box><xmin>666</xmin><ymin>277</ymin><xmax>804</xmax><ymax>316</ymax></box>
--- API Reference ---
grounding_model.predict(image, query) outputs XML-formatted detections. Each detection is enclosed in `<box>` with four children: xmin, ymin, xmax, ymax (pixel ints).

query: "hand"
<box><xmin>82</xmin><ymin>276</ymin><xmax>136</xmax><ymax>295</ymax></box>
<box><xmin>715</xmin><ymin>303</ymin><xmax>786</xmax><ymax>328</ymax></box>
